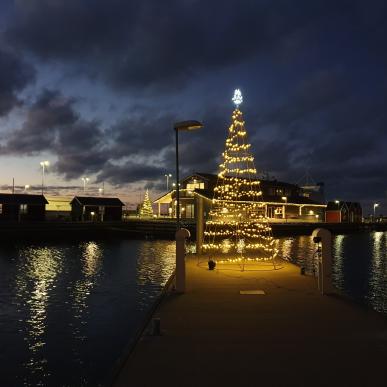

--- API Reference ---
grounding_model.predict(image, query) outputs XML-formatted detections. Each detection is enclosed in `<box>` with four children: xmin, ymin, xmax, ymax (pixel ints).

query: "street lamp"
<box><xmin>164</xmin><ymin>173</ymin><xmax>172</xmax><ymax>191</ymax></box>
<box><xmin>40</xmin><ymin>160</ymin><xmax>50</xmax><ymax>195</ymax></box>
<box><xmin>98</xmin><ymin>187</ymin><xmax>103</xmax><ymax>196</ymax></box>
<box><xmin>281</xmin><ymin>196</ymin><xmax>287</xmax><ymax>223</ymax></box>
<box><xmin>81</xmin><ymin>177</ymin><xmax>89</xmax><ymax>193</ymax></box>
<box><xmin>373</xmin><ymin>203</ymin><xmax>379</xmax><ymax>222</ymax></box>
<box><xmin>24</xmin><ymin>184</ymin><xmax>30</xmax><ymax>193</ymax></box>
<box><xmin>174</xmin><ymin>120</ymin><xmax>203</xmax><ymax>229</ymax></box>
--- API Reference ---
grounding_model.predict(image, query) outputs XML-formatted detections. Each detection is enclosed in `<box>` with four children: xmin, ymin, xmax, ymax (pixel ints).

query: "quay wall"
<box><xmin>0</xmin><ymin>220</ymin><xmax>385</xmax><ymax>241</ymax></box>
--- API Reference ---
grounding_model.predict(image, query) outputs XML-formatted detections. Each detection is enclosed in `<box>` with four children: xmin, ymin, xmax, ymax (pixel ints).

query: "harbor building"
<box><xmin>0</xmin><ymin>193</ymin><xmax>48</xmax><ymax>221</ymax></box>
<box><xmin>154</xmin><ymin>173</ymin><xmax>326</xmax><ymax>222</ymax></box>
<box><xmin>45</xmin><ymin>196</ymin><xmax>72</xmax><ymax>220</ymax></box>
<box><xmin>325</xmin><ymin>201</ymin><xmax>362</xmax><ymax>223</ymax></box>
<box><xmin>70</xmin><ymin>196</ymin><xmax>125</xmax><ymax>221</ymax></box>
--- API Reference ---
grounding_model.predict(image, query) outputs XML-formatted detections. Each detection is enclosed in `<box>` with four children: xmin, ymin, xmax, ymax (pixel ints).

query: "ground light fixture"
<box><xmin>174</xmin><ymin>120</ymin><xmax>203</xmax><ymax>229</ymax></box>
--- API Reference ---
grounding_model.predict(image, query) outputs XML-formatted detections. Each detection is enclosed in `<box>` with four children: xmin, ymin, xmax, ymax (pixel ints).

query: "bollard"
<box><xmin>312</xmin><ymin>228</ymin><xmax>334</xmax><ymax>295</ymax></box>
<box><xmin>175</xmin><ymin>228</ymin><xmax>190</xmax><ymax>293</ymax></box>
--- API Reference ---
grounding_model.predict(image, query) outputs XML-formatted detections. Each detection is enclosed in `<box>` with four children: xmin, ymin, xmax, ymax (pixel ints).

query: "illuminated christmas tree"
<box><xmin>202</xmin><ymin>89</ymin><xmax>278</xmax><ymax>267</ymax></box>
<box><xmin>139</xmin><ymin>189</ymin><xmax>154</xmax><ymax>218</ymax></box>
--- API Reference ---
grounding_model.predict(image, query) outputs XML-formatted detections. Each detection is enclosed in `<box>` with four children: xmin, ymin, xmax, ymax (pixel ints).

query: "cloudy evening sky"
<box><xmin>0</xmin><ymin>0</ymin><xmax>386</xmax><ymax>212</ymax></box>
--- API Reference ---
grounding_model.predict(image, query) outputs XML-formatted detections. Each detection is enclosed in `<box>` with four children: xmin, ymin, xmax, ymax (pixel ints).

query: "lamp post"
<box><xmin>174</xmin><ymin>120</ymin><xmax>203</xmax><ymax>229</ymax></box>
<box><xmin>164</xmin><ymin>173</ymin><xmax>172</xmax><ymax>191</ymax></box>
<box><xmin>81</xmin><ymin>177</ymin><xmax>89</xmax><ymax>193</ymax></box>
<box><xmin>373</xmin><ymin>203</ymin><xmax>379</xmax><ymax>222</ymax></box>
<box><xmin>281</xmin><ymin>196</ymin><xmax>288</xmax><ymax>223</ymax></box>
<box><xmin>40</xmin><ymin>160</ymin><xmax>50</xmax><ymax>195</ymax></box>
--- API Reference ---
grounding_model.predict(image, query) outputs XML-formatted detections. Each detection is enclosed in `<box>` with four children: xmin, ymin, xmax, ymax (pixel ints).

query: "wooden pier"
<box><xmin>112</xmin><ymin>256</ymin><xmax>387</xmax><ymax>387</ymax></box>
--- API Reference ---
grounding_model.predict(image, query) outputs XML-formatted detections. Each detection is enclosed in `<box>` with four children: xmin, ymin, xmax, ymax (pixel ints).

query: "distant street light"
<box><xmin>40</xmin><ymin>160</ymin><xmax>50</xmax><ymax>195</ymax></box>
<box><xmin>24</xmin><ymin>184</ymin><xmax>30</xmax><ymax>193</ymax></box>
<box><xmin>373</xmin><ymin>203</ymin><xmax>379</xmax><ymax>221</ymax></box>
<box><xmin>98</xmin><ymin>187</ymin><xmax>103</xmax><ymax>196</ymax></box>
<box><xmin>174</xmin><ymin>120</ymin><xmax>203</xmax><ymax>228</ymax></box>
<box><xmin>164</xmin><ymin>173</ymin><xmax>172</xmax><ymax>191</ymax></box>
<box><xmin>281</xmin><ymin>196</ymin><xmax>288</xmax><ymax>223</ymax></box>
<box><xmin>81</xmin><ymin>177</ymin><xmax>89</xmax><ymax>193</ymax></box>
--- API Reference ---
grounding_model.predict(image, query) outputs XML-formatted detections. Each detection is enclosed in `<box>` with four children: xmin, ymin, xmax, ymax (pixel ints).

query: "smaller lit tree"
<box><xmin>139</xmin><ymin>189</ymin><xmax>154</xmax><ymax>218</ymax></box>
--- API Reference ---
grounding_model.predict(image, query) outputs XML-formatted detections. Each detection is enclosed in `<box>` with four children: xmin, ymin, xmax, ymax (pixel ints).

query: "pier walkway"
<box><xmin>113</xmin><ymin>257</ymin><xmax>387</xmax><ymax>387</ymax></box>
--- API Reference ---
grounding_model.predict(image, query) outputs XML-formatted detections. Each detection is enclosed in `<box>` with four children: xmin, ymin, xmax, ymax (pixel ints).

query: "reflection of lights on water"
<box><xmin>15</xmin><ymin>247</ymin><xmax>63</xmax><ymax>378</ymax></box>
<box><xmin>82</xmin><ymin>241</ymin><xmax>102</xmax><ymax>277</ymax></box>
<box><xmin>280</xmin><ymin>238</ymin><xmax>294</xmax><ymax>260</ymax></box>
<box><xmin>137</xmin><ymin>241</ymin><xmax>175</xmax><ymax>288</ymax></box>
<box><xmin>368</xmin><ymin>232</ymin><xmax>387</xmax><ymax>312</ymax></box>
<box><xmin>332</xmin><ymin>235</ymin><xmax>345</xmax><ymax>290</ymax></box>
<box><xmin>72</xmin><ymin>242</ymin><xmax>103</xmax><ymax>326</ymax></box>
<box><xmin>372</xmin><ymin>232</ymin><xmax>383</xmax><ymax>268</ymax></box>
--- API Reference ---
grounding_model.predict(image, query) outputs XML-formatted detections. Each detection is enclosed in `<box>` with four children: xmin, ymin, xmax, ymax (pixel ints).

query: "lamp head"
<box><xmin>174</xmin><ymin>120</ymin><xmax>203</xmax><ymax>131</ymax></box>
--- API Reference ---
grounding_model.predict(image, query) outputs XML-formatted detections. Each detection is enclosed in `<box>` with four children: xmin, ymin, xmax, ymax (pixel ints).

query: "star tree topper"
<box><xmin>232</xmin><ymin>89</ymin><xmax>243</xmax><ymax>107</ymax></box>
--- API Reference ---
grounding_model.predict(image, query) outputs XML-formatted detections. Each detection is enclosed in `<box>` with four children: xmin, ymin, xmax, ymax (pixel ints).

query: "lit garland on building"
<box><xmin>202</xmin><ymin>90</ymin><xmax>278</xmax><ymax>265</ymax></box>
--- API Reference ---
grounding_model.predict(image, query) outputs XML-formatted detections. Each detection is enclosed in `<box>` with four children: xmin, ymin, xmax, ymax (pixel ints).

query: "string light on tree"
<box><xmin>202</xmin><ymin>89</ymin><xmax>278</xmax><ymax>269</ymax></box>
<box><xmin>139</xmin><ymin>189</ymin><xmax>154</xmax><ymax>218</ymax></box>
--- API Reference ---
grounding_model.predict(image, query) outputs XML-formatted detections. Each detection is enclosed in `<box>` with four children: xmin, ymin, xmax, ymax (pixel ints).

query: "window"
<box><xmin>186</xmin><ymin>181</ymin><xmax>205</xmax><ymax>191</ymax></box>
<box><xmin>186</xmin><ymin>204</ymin><xmax>195</xmax><ymax>218</ymax></box>
<box><xmin>0</xmin><ymin>204</ymin><xmax>2</xmax><ymax>214</ymax></box>
<box><xmin>20</xmin><ymin>204</ymin><xmax>28</xmax><ymax>214</ymax></box>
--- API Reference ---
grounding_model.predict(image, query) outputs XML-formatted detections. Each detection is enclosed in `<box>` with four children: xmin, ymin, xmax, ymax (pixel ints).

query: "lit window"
<box><xmin>0</xmin><ymin>204</ymin><xmax>2</xmax><ymax>214</ymax></box>
<box><xmin>186</xmin><ymin>182</ymin><xmax>205</xmax><ymax>191</ymax></box>
<box><xmin>20</xmin><ymin>204</ymin><xmax>28</xmax><ymax>214</ymax></box>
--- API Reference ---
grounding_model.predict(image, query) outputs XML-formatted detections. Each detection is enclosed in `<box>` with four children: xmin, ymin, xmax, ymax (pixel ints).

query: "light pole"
<box><xmin>281</xmin><ymin>196</ymin><xmax>288</xmax><ymax>223</ymax></box>
<box><xmin>373</xmin><ymin>203</ymin><xmax>379</xmax><ymax>222</ymax></box>
<box><xmin>164</xmin><ymin>173</ymin><xmax>172</xmax><ymax>191</ymax></box>
<box><xmin>174</xmin><ymin>120</ymin><xmax>203</xmax><ymax>229</ymax></box>
<box><xmin>81</xmin><ymin>177</ymin><xmax>89</xmax><ymax>193</ymax></box>
<box><xmin>40</xmin><ymin>161</ymin><xmax>50</xmax><ymax>195</ymax></box>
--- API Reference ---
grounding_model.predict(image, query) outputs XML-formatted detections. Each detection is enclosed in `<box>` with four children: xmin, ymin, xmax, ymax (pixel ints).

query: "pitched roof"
<box><xmin>326</xmin><ymin>201</ymin><xmax>361</xmax><ymax>210</ymax></box>
<box><xmin>71</xmin><ymin>196</ymin><xmax>125</xmax><ymax>206</ymax></box>
<box><xmin>0</xmin><ymin>193</ymin><xmax>48</xmax><ymax>205</ymax></box>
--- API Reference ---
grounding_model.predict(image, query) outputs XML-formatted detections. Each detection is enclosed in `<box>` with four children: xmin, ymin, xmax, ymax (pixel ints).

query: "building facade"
<box><xmin>0</xmin><ymin>194</ymin><xmax>48</xmax><ymax>221</ymax></box>
<box><xmin>154</xmin><ymin>173</ymin><xmax>326</xmax><ymax>223</ymax></box>
<box><xmin>71</xmin><ymin>196</ymin><xmax>124</xmax><ymax>222</ymax></box>
<box><xmin>325</xmin><ymin>201</ymin><xmax>362</xmax><ymax>223</ymax></box>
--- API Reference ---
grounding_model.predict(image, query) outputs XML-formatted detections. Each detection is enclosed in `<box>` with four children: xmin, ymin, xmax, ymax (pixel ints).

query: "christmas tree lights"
<box><xmin>139</xmin><ymin>189</ymin><xmax>154</xmax><ymax>218</ymax></box>
<box><xmin>202</xmin><ymin>90</ymin><xmax>278</xmax><ymax>267</ymax></box>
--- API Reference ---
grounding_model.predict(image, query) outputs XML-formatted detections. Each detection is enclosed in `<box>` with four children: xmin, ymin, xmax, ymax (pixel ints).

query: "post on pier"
<box><xmin>312</xmin><ymin>228</ymin><xmax>334</xmax><ymax>295</ymax></box>
<box><xmin>175</xmin><ymin>228</ymin><xmax>190</xmax><ymax>293</ymax></box>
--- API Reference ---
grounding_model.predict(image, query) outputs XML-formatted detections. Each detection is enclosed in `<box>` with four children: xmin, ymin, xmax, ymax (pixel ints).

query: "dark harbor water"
<box><xmin>0</xmin><ymin>239</ymin><xmax>175</xmax><ymax>386</ymax></box>
<box><xmin>0</xmin><ymin>232</ymin><xmax>386</xmax><ymax>386</ymax></box>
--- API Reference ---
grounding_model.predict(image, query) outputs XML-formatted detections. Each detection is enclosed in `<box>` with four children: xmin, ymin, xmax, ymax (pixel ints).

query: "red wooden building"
<box><xmin>325</xmin><ymin>201</ymin><xmax>362</xmax><ymax>223</ymax></box>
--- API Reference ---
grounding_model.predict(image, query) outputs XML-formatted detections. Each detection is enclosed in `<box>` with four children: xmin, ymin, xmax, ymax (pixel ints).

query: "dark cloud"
<box><xmin>0</xmin><ymin>45</ymin><xmax>35</xmax><ymax>116</ymax></box>
<box><xmin>0</xmin><ymin>0</ymin><xmax>386</xmax><ymax>210</ymax></box>
<box><xmin>96</xmin><ymin>161</ymin><xmax>164</xmax><ymax>186</ymax></box>
<box><xmin>1</xmin><ymin>89</ymin><xmax>109</xmax><ymax>178</ymax></box>
<box><xmin>6</xmin><ymin>0</ymin><xmax>337</xmax><ymax>91</ymax></box>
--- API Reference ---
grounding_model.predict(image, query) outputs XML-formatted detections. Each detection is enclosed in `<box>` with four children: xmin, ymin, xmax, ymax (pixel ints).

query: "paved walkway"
<box><xmin>113</xmin><ymin>257</ymin><xmax>387</xmax><ymax>387</ymax></box>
